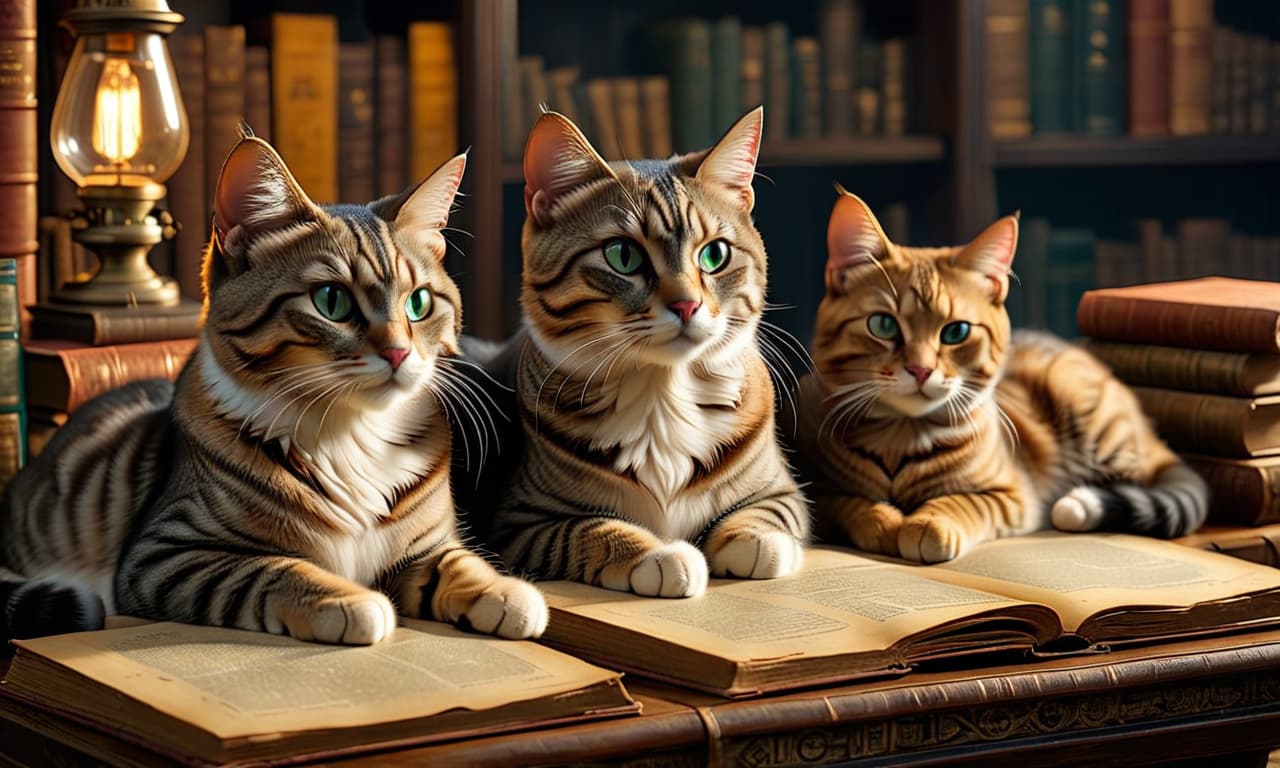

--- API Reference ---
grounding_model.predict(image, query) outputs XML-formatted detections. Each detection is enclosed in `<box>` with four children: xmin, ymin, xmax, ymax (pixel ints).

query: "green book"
<box><xmin>649</xmin><ymin>18</ymin><xmax>714</xmax><ymax>152</ymax></box>
<box><xmin>1046</xmin><ymin>227</ymin><xmax>1096</xmax><ymax>339</ymax></box>
<box><xmin>763</xmin><ymin>21</ymin><xmax>791</xmax><ymax>141</ymax></box>
<box><xmin>0</xmin><ymin>257</ymin><xmax>26</xmax><ymax>481</ymax></box>
<box><xmin>1011</xmin><ymin>216</ymin><xmax>1052</xmax><ymax>330</ymax></box>
<box><xmin>710</xmin><ymin>16</ymin><xmax>743</xmax><ymax>135</ymax></box>
<box><xmin>1029</xmin><ymin>0</ymin><xmax>1074</xmax><ymax>133</ymax></box>
<box><xmin>1074</xmin><ymin>0</ymin><xmax>1126</xmax><ymax>135</ymax></box>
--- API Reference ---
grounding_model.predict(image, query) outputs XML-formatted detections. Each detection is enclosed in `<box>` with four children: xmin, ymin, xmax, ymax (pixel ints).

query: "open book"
<box><xmin>0</xmin><ymin>618</ymin><xmax>637</xmax><ymax>766</ymax></box>
<box><xmin>540</xmin><ymin>532</ymin><xmax>1280</xmax><ymax>697</ymax></box>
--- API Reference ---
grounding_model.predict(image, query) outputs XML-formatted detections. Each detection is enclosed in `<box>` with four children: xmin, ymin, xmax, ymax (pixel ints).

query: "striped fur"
<box><xmin>0</xmin><ymin>136</ymin><xmax>546</xmax><ymax>644</ymax></box>
<box><xmin>483</xmin><ymin>109</ymin><xmax>809</xmax><ymax>598</ymax></box>
<box><xmin>787</xmin><ymin>192</ymin><xmax>1208</xmax><ymax>563</ymax></box>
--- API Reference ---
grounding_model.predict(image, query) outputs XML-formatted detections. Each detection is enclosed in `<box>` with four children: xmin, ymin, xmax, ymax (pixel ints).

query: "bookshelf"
<box><xmin>995</xmin><ymin>135</ymin><xmax>1280</xmax><ymax>167</ymax></box>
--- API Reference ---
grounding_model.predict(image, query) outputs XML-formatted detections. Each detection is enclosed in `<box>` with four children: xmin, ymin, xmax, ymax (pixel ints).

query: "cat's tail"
<box><xmin>1049</xmin><ymin>463</ymin><xmax>1210</xmax><ymax>538</ymax></box>
<box><xmin>0</xmin><ymin>567</ymin><xmax>105</xmax><ymax>641</ymax></box>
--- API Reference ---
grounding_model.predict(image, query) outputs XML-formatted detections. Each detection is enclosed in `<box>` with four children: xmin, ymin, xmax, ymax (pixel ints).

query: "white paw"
<box><xmin>464</xmin><ymin>577</ymin><xmax>549</xmax><ymax>639</ymax></box>
<box><xmin>709</xmin><ymin>531</ymin><xmax>804</xmax><ymax>579</ymax></box>
<box><xmin>303</xmin><ymin>591</ymin><xmax>396</xmax><ymax>645</ymax></box>
<box><xmin>1051</xmin><ymin>487</ymin><xmax>1105</xmax><ymax>531</ymax></box>
<box><xmin>629</xmin><ymin>542</ymin><xmax>708</xmax><ymax>598</ymax></box>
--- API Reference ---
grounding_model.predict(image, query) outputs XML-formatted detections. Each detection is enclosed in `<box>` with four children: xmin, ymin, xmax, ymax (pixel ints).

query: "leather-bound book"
<box><xmin>407</xmin><ymin>21</ymin><xmax>456</xmax><ymax>184</ymax></box>
<box><xmin>0</xmin><ymin>0</ymin><xmax>37</xmax><ymax>337</ymax></box>
<box><xmin>639</xmin><ymin>76</ymin><xmax>673</xmax><ymax>159</ymax></box>
<box><xmin>243</xmin><ymin>44</ymin><xmax>271</xmax><ymax>142</ymax></box>
<box><xmin>818</xmin><ymin>0</ymin><xmax>860</xmax><ymax>136</ymax></box>
<box><xmin>985</xmin><ymin>0</ymin><xmax>1032</xmax><ymax>138</ymax></box>
<box><xmin>203</xmin><ymin>25</ymin><xmax>246</xmax><ymax>203</ymax></box>
<box><xmin>23</xmin><ymin>337</ymin><xmax>198</xmax><ymax>414</ymax></box>
<box><xmin>1128</xmin><ymin>0</ymin><xmax>1170</xmax><ymax>135</ymax></box>
<box><xmin>1182</xmin><ymin>454</ymin><xmax>1280</xmax><ymax>525</ymax></box>
<box><xmin>338</xmin><ymin>40</ymin><xmax>375</xmax><ymax>204</ymax></box>
<box><xmin>374</xmin><ymin>34</ymin><xmax>407</xmax><ymax>196</ymax></box>
<box><xmin>270</xmin><ymin>13</ymin><xmax>339</xmax><ymax>202</ymax></box>
<box><xmin>1168</xmin><ymin>0</ymin><xmax>1214</xmax><ymax>135</ymax></box>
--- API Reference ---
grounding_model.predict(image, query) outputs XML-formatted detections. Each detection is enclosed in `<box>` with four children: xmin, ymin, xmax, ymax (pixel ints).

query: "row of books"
<box><xmin>1077</xmin><ymin>277</ymin><xmax>1280</xmax><ymax>526</ymax></box>
<box><xmin>1006</xmin><ymin>216</ymin><xmax>1280</xmax><ymax>339</ymax></box>
<box><xmin>501</xmin><ymin>1</ymin><xmax>913</xmax><ymax>161</ymax></box>
<box><xmin>986</xmin><ymin>0</ymin><xmax>1280</xmax><ymax>138</ymax></box>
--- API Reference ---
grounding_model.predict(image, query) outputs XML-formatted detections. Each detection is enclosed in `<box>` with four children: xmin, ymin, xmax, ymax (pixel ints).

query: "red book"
<box><xmin>1128</xmin><ymin>0</ymin><xmax>1171</xmax><ymax>135</ymax></box>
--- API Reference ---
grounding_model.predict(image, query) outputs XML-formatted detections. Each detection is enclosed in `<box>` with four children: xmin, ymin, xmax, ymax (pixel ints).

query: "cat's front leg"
<box><xmin>703</xmin><ymin>495</ymin><xmax>808</xmax><ymax>579</ymax></box>
<box><xmin>817</xmin><ymin>494</ymin><xmax>905</xmax><ymax>556</ymax></box>
<box><xmin>391</xmin><ymin>544</ymin><xmax>548</xmax><ymax>640</ymax></box>
<box><xmin>898</xmin><ymin>489</ymin><xmax>1023</xmax><ymax>563</ymax></box>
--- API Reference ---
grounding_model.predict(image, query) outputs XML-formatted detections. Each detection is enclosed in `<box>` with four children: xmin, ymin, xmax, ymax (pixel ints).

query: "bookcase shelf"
<box><xmin>994</xmin><ymin>135</ymin><xmax>1280</xmax><ymax>168</ymax></box>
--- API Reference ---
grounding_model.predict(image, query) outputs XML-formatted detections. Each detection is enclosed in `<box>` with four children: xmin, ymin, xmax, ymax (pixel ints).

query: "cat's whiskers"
<box><xmin>435</xmin><ymin>362</ymin><xmax>504</xmax><ymax>469</ymax></box>
<box><xmin>821</xmin><ymin>381</ymin><xmax>882</xmax><ymax>441</ymax></box>
<box><xmin>432</xmin><ymin>373</ymin><xmax>487</xmax><ymax>470</ymax></box>
<box><xmin>542</xmin><ymin>330</ymin><xmax>632</xmax><ymax>417</ymax></box>
<box><xmin>236</xmin><ymin>368</ymin><xmax>349</xmax><ymax>440</ymax></box>
<box><xmin>533</xmin><ymin>328</ymin><xmax>630</xmax><ymax>427</ymax></box>
<box><xmin>260</xmin><ymin>372</ymin><xmax>351</xmax><ymax>444</ymax></box>
<box><xmin>580</xmin><ymin>335</ymin><xmax>645</xmax><ymax>408</ymax></box>
<box><xmin>556</xmin><ymin>335</ymin><xmax>632</xmax><ymax>411</ymax></box>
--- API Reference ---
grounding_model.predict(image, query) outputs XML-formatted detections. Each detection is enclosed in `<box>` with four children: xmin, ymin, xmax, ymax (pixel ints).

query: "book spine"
<box><xmin>338</xmin><ymin>41</ymin><xmax>376</xmax><ymax>204</ymax></box>
<box><xmin>1029</xmin><ymin>0</ymin><xmax>1073</xmax><ymax>133</ymax></box>
<box><xmin>1082</xmin><ymin>340</ymin><xmax>1274</xmax><ymax>396</ymax></box>
<box><xmin>611</xmin><ymin>76</ymin><xmax>645</xmax><ymax>161</ymax></box>
<box><xmin>1014</xmin><ymin>216</ymin><xmax>1052</xmax><ymax>329</ymax></box>
<box><xmin>986</xmin><ymin>0</ymin><xmax>1033</xmax><ymax>138</ymax></box>
<box><xmin>1168</xmin><ymin>0</ymin><xmax>1214</xmax><ymax>135</ymax></box>
<box><xmin>546</xmin><ymin>67</ymin><xmax>582</xmax><ymax>125</ymax></box>
<box><xmin>1129</xmin><ymin>386</ymin><xmax>1262</xmax><ymax>457</ymax></box>
<box><xmin>1128</xmin><ymin>0</ymin><xmax>1169</xmax><ymax>135</ymax></box>
<box><xmin>585</xmin><ymin>79</ymin><xmax>620</xmax><ymax>161</ymax></box>
<box><xmin>763</xmin><ymin>22</ymin><xmax>791</xmax><ymax>141</ymax></box>
<box><xmin>243</xmin><ymin>44</ymin><xmax>272</xmax><ymax>142</ymax></box>
<box><xmin>1183</xmin><ymin>456</ymin><xmax>1280</xmax><ymax>525</ymax></box>
<box><xmin>166</xmin><ymin>31</ymin><xmax>206</xmax><ymax>302</ymax></box>
<box><xmin>517</xmin><ymin>55</ymin><xmax>547</xmax><ymax>139</ymax></box>
<box><xmin>667</xmin><ymin>20</ymin><xmax>714</xmax><ymax>152</ymax></box>
<box><xmin>1076</xmin><ymin>293</ymin><xmax>1280</xmax><ymax>354</ymax></box>
<box><xmin>639</xmin><ymin>76</ymin><xmax>673</xmax><ymax>159</ymax></box>
<box><xmin>32</xmin><ymin>339</ymin><xmax>198</xmax><ymax>414</ymax></box>
<box><xmin>790</xmin><ymin>37</ymin><xmax>822</xmax><ymax>138</ymax></box>
<box><xmin>1228</xmin><ymin>28</ymin><xmax>1250</xmax><ymax>134</ymax></box>
<box><xmin>0</xmin><ymin>258</ymin><xmax>25</xmax><ymax>484</ymax></box>
<box><xmin>1249</xmin><ymin>34</ymin><xmax>1270</xmax><ymax>135</ymax></box>
<box><xmin>407</xmin><ymin>21</ymin><xmax>457</xmax><ymax>186</ymax></box>
<box><xmin>818</xmin><ymin>0</ymin><xmax>859</xmax><ymax>137</ymax></box>
<box><xmin>374</xmin><ymin>35</ymin><xmax>407</xmax><ymax>197</ymax></box>
<box><xmin>29</xmin><ymin>306</ymin><xmax>203</xmax><ymax>347</ymax></box>
<box><xmin>203</xmin><ymin>26</ymin><xmax>246</xmax><ymax>206</ymax></box>
<box><xmin>1273</xmin><ymin>42</ymin><xmax>1280</xmax><ymax>136</ymax></box>
<box><xmin>1045</xmin><ymin>227</ymin><xmax>1095</xmax><ymax>338</ymax></box>
<box><xmin>710</xmin><ymin>16</ymin><xmax>743</xmax><ymax>134</ymax></box>
<box><xmin>881</xmin><ymin>37</ymin><xmax>909</xmax><ymax>136</ymax></box>
<box><xmin>1076</xmin><ymin>0</ymin><xmax>1125</xmax><ymax>136</ymax></box>
<box><xmin>0</xmin><ymin>0</ymin><xmax>38</xmax><ymax>337</ymax></box>
<box><xmin>499</xmin><ymin>0</ymin><xmax>522</xmax><ymax>162</ymax></box>
<box><xmin>740</xmin><ymin>25</ymin><xmax>765</xmax><ymax>112</ymax></box>
<box><xmin>272</xmin><ymin>13</ymin><xmax>339</xmax><ymax>202</ymax></box>
<box><xmin>854</xmin><ymin>39</ymin><xmax>882</xmax><ymax>136</ymax></box>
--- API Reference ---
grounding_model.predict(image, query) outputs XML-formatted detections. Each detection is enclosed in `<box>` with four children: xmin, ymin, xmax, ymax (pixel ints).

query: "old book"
<box><xmin>1229</xmin><ymin>27</ymin><xmax>1250</xmax><ymax>133</ymax></box>
<box><xmin>1029</xmin><ymin>0</ymin><xmax>1074</xmax><ymax>133</ymax></box>
<box><xmin>881</xmin><ymin>37</ymin><xmax>909</xmax><ymax>136</ymax></box>
<box><xmin>1076</xmin><ymin>277</ymin><xmax>1280</xmax><ymax>354</ymax></box>
<box><xmin>740</xmin><ymin>24</ymin><xmax>765</xmax><ymax>111</ymax></box>
<box><xmin>1181</xmin><ymin>454</ymin><xmax>1280</xmax><ymax>525</ymax></box>
<box><xmin>818</xmin><ymin>0</ymin><xmax>860</xmax><ymax>136</ymax></box>
<box><xmin>23</xmin><ymin>337</ymin><xmax>197</xmax><ymax>414</ymax></box>
<box><xmin>338</xmin><ymin>40</ymin><xmax>376</xmax><ymax>204</ymax></box>
<box><xmin>584</xmin><ymin>79</ymin><xmax>620</xmax><ymax>161</ymax></box>
<box><xmin>649</xmin><ymin>18</ymin><xmax>713</xmax><ymax>152</ymax></box>
<box><xmin>540</xmin><ymin>533</ymin><xmax>1280</xmax><ymax>697</ymax></box>
<box><xmin>1273</xmin><ymin>42</ymin><xmax>1280</xmax><ymax>135</ymax></box>
<box><xmin>1134</xmin><ymin>217</ymin><xmax>1168</xmax><ymax>281</ymax></box>
<box><xmin>1129</xmin><ymin>386</ymin><xmax>1280</xmax><ymax>458</ymax></box>
<box><xmin>612</xmin><ymin>77</ymin><xmax>645</xmax><ymax>161</ymax></box>
<box><xmin>29</xmin><ymin>300</ymin><xmax>204</xmax><ymax>347</ymax></box>
<box><xmin>203</xmin><ymin>25</ymin><xmax>246</xmax><ymax>207</ymax></box>
<box><xmin>1045</xmin><ymin>226</ymin><xmax>1095</xmax><ymax>339</ymax></box>
<box><xmin>1178</xmin><ymin>524</ymin><xmax>1280</xmax><ymax>568</ymax></box>
<box><xmin>1081</xmin><ymin>339</ymin><xmax>1280</xmax><ymax>396</ymax></box>
<box><xmin>0</xmin><ymin>0</ymin><xmax>37</xmax><ymax>337</ymax></box>
<box><xmin>546</xmin><ymin>66</ymin><xmax>582</xmax><ymax>125</ymax></box>
<box><xmin>1249</xmin><ymin>34</ymin><xmax>1270</xmax><ymax>134</ymax></box>
<box><xmin>408</xmin><ymin>21</ymin><xmax>457</xmax><ymax>184</ymax></box>
<box><xmin>710</xmin><ymin>16</ymin><xmax>743</xmax><ymax>133</ymax></box>
<box><xmin>243</xmin><ymin>44</ymin><xmax>271</xmax><ymax>142</ymax></box>
<box><xmin>763</xmin><ymin>21</ymin><xmax>791</xmax><ymax>141</ymax></box>
<box><xmin>1092</xmin><ymin>238</ymin><xmax>1143</xmax><ymax>288</ymax></box>
<box><xmin>854</xmin><ymin>39</ymin><xmax>882</xmax><ymax>136</ymax></box>
<box><xmin>0</xmin><ymin>258</ymin><xmax>24</xmax><ymax>485</ymax></box>
<box><xmin>1168</xmin><ymin>0</ymin><xmax>1214</xmax><ymax>135</ymax></box>
<box><xmin>1011</xmin><ymin>215</ymin><xmax>1051</xmax><ymax>329</ymax></box>
<box><xmin>1128</xmin><ymin>0</ymin><xmax>1170</xmax><ymax>135</ymax></box>
<box><xmin>790</xmin><ymin>36</ymin><xmax>822</xmax><ymax>138</ymax></box>
<box><xmin>0</xmin><ymin>619</ymin><xmax>637</xmax><ymax>767</ymax></box>
<box><xmin>1074</xmin><ymin>0</ymin><xmax>1125</xmax><ymax>135</ymax></box>
<box><xmin>517</xmin><ymin>55</ymin><xmax>548</xmax><ymax>138</ymax></box>
<box><xmin>638</xmin><ymin>76</ymin><xmax>672</xmax><ymax>159</ymax></box>
<box><xmin>1210</xmin><ymin>25</ymin><xmax>1232</xmax><ymax>134</ymax></box>
<box><xmin>374</xmin><ymin>34</ymin><xmax>407</xmax><ymax>196</ymax></box>
<box><xmin>985</xmin><ymin>0</ymin><xmax>1032</xmax><ymax>138</ymax></box>
<box><xmin>271</xmin><ymin>13</ymin><xmax>339</xmax><ymax>202</ymax></box>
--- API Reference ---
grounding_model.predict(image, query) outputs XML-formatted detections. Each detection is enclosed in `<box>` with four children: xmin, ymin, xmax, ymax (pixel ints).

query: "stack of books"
<box><xmin>1077</xmin><ymin>276</ymin><xmax>1280</xmax><ymax>526</ymax></box>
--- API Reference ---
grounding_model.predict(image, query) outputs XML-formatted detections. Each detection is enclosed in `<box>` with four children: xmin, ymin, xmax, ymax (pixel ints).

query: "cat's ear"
<box><xmin>694</xmin><ymin>106</ymin><xmax>763</xmax><ymax>212</ymax></box>
<box><xmin>523</xmin><ymin>111</ymin><xmax>616</xmax><ymax>227</ymax></box>
<box><xmin>389</xmin><ymin>152</ymin><xmax>467</xmax><ymax>259</ymax></box>
<box><xmin>212</xmin><ymin>136</ymin><xmax>318</xmax><ymax>240</ymax></box>
<box><xmin>954</xmin><ymin>213</ymin><xmax>1019</xmax><ymax>302</ymax></box>
<box><xmin>825</xmin><ymin>188</ymin><xmax>891</xmax><ymax>294</ymax></box>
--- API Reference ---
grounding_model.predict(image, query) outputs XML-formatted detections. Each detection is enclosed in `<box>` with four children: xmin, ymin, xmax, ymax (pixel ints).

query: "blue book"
<box><xmin>1074</xmin><ymin>0</ymin><xmax>1127</xmax><ymax>135</ymax></box>
<box><xmin>0</xmin><ymin>257</ymin><xmax>26</xmax><ymax>482</ymax></box>
<box><xmin>1029</xmin><ymin>0</ymin><xmax>1075</xmax><ymax>133</ymax></box>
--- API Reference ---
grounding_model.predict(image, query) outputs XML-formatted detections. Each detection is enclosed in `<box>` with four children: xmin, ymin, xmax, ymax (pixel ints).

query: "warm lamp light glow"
<box><xmin>92</xmin><ymin>58</ymin><xmax>142</xmax><ymax>167</ymax></box>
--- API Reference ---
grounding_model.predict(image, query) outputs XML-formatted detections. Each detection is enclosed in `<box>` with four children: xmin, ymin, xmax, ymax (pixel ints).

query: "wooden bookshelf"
<box><xmin>995</xmin><ymin>135</ymin><xmax>1280</xmax><ymax>168</ymax></box>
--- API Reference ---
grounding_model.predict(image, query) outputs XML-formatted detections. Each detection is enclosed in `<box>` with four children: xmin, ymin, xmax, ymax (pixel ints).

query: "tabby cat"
<box><xmin>0</xmin><ymin>134</ymin><xmax>547</xmax><ymax>644</ymax></box>
<box><xmin>481</xmin><ymin>108</ymin><xmax>810</xmax><ymax>598</ymax></box>
<box><xmin>788</xmin><ymin>190</ymin><xmax>1208</xmax><ymax>563</ymax></box>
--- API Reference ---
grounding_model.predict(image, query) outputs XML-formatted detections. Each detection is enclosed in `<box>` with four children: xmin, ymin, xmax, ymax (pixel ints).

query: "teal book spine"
<box><xmin>650</xmin><ymin>18</ymin><xmax>714</xmax><ymax>152</ymax></box>
<box><xmin>710</xmin><ymin>16</ymin><xmax>743</xmax><ymax>135</ymax></box>
<box><xmin>0</xmin><ymin>257</ymin><xmax>26</xmax><ymax>484</ymax></box>
<box><xmin>1075</xmin><ymin>0</ymin><xmax>1127</xmax><ymax>135</ymax></box>
<box><xmin>1030</xmin><ymin>0</ymin><xmax>1075</xmax><ymax>133</ymax></box>
<box><xmin>763</xmin><ymin>21</ymin><xmax>791</xmax><ymax>140</ymax></box>
<box><xmin>1013</xmin><ymin>216</ymin><xmax>1052</xmax><ymax>329</ymax></box>
<box><xmin>1046</xmin><ymin>227</ymin><xmax>1096</xmax><ymax>339</ymax></box>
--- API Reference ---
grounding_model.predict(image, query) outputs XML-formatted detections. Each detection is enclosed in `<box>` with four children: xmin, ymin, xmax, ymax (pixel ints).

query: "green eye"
<box><xmin>311</xmin><ymin>284</ymin><xmax>354</xmax><ymax>322</ymax></box>
<box><xmin>603</xmin><ymin>239</ymin><xmax>645</xmax><ymax>275</ymax></box>
<box><xmin>941</xmin><ymin>321</ymin><xmax>971</xmax><ymax>344</ymax></box>
<box><xmin>697</xmin><ymin>240</ymin><xmax>731</xmax><ymax>273</ymax></box>
<box><xmin>868</xmin><ymin>313</ymin><xmax>899</xmax><ymax>340</ymax></box>
<box><xmin>405</xmin><ymin>287</ymin><xmax>433</xmax><ymax>322</ymax></box>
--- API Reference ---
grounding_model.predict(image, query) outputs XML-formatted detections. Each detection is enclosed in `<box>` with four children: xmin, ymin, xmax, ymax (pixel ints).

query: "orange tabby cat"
<box><xmin>787</xmin><ymin>189</ymin><xmax>1208</xmax><ymax>563</ymax></box>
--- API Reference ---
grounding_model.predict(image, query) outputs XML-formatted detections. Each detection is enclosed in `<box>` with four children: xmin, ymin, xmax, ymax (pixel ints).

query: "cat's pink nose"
<box><xmin>380</xmin><ymin>347</ymin><xmax>410</xmax><ymax>372</ymax></box>
<box><xmin>905</xmin><ymin>365</ymin><xmax>932</xmax><ymax>386</ymax></box>
<box><xmin>668</xmin><ymin>300</ymin><xmax>701</xmax><ymax>325</ymax></box>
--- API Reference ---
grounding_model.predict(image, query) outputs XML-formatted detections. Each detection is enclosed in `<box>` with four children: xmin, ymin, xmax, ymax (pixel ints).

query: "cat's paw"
<box><xmin>1051</xmin><ymin>487</ymin><xmax>1106</xmax><ymax>531</ymax></box>
<box><xmin>708</xmin><ymin>531</ymin><xmax>804</xmax><ymax>579</ymax></box>
<box><xmin>898</xmin><ymin>514</ymin><xmax>971</xmax><ymax>563</ymax></box>
<box><xmin>463</xmin><ymin>577</ymin><xmax>549</xmax><ymax>640</ymax></box>
<box><xmin>625</xmin><ymin>542</ymin><xmax>708</xmax><ymax>598</ymax></box>
<box><xmin>292</xmin><ymin>591</ymin><xmax>397</xmax><ymax>645</ymax></box>
<box><xmin>844</xmin><ymin>501</ymin><xmax>905</xmax><ymax>556</ymax></box>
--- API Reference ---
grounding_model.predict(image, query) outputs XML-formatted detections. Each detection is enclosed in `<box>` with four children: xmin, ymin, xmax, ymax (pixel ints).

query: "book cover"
<box><xmin>203</xmin><ymin>25</ymin><xmax>246</xmax><ymax>207</ymax></box>
<box><xmin>1211</xmin><ymin>25</ymin><xmax>1233</xmax><ymax>134</ymax></box>
<box><xmin>1081</xmin><ymin>339</ymin><xmax>1280</xmax><ymax>396</ymax></box>
<box><xmin>1248</xmin><ymin>34</ymin><xmax>1270</xmax><ymax>134</ymax></box>
<box><xmin>985</xmin><ymin>0</ymin><xmax>1032</xmax><ymax>138</ymax></box>
<box><xmin>1228</xmin><ymin>27</ymin><xmax>1250</xmax><ymax>134</ymax></box>
<box><xmin>611</xmin><ymin>77</ymin><xmax>645</xmax><ymax>161</ymax></box>
<box><xmin>546</xmin><ymin>66</ymin><xmax>582</xmax><ymax>125</ymax></box>
<box><xmin>650</xmin><ymin>18</ymin><xmax>713</xmax><ymax>152</ymax></box>
<box><xmin>243</xmin><ymin>44</ymin><xmax>271</xmax><ymax>142</ymax></box>
<box><xmin>1168</xmin><ymin>0</ymin><xmax>1214</xmax><ymax>135</ymax></box>
<box><xmin>517</xmin><ymin>55</ymin><xmax>547</xmax><ymax>139</ymax></box>
<box><xmin>271</xmin><ymin>13</ymin><xmax>339</xmax><ymax>202</ymax></box>
<box><xmin>0</xmin><ymin>0</ymin><xmax>37</xmax><ymax>339</ymax></box>
<box><xmin>1181</xmin><ymin>454</ymin><xmax>1280</xmax><ymax>525</ymax></box>
<box><xmin>0</xmin><ymin>257</ymin><xmax>25</xmax><ymax>484</ymax></box>
<box><xmin>763</xmin><ymin>21</ymin><xmax>791</xmax><ymax>141</ymax></box>
<box><xmin>1074</xmin><ymin>0</ymin><xmax>1126</xmax><ymax>136</ymax></box>
<box><xmin>881</xmin><ymin>37</ymin><xmax>909</xmax><ymax>136</ymax></box>
<box><xmin>790</xmin><ymin>36</ymin><xmax>823</xmax><ymax>138</ymax></box>
<box><xmin>1130</xmin><ymin>386</ymin><xmax>1280</xmax><ymax>457</ymax></box>
<box><xmin>1092</xmin><ymin>237</ymin><xmax>1144</xmax><ymax>288</ymax></box>
<box><xmin>740</xmin><ymin>24</ymin><xmax>765</xmax><ymax>112</ymax></box>
<box><xmin>638</xmin><ymin>76</ymin><xmax>673</xmax><ymax>159</ymax></box>
<box><xmin>854</xmin><ymin>39</ymin><xmax>882</xmax><ymax>136</ymax></box>
<box><xmin>1</xmin><ymin>619</ymin><xmax>637</xmax><ymax>766</ymax></box>
<box><xmin>374</xmin><ymin>34</ymin><xmax>407</xmax><ymax>197</ymax></box>
<box><xmin>710</xmin><ymin>16</ymin><xmax>743</xmax><ymax>134</ymax></box>
<box><xmin>338</xmin><ymin>40</ymin><xmax>376</xmax><ymax>204</ymax></box>
<box><xmin>29</xmin><ymin>300</ymin><xmax>204</xmax><ymax>347</ymax></box>
<box><xmin>23</xmin><ymin>337</ymin><xmax>198</xmax><ymax>414</ymax></box>
<box><xmin>1045</xmin><ymin>226</ymin><xmax>1095</xmax><ymax>339</ymax></box>
<box><xmin>408</xmin><ymin>21</ymin><xmax>458</xmax><ymax>187</ymax></box>
<box><xmin>164</xmin><ymin>31</ymin><xmax>205</xmax><ymax>302</ymax></box>
<box><xmin>1029</xmin><ymin>0</ymin><xmax>1074</xmax><ymax>133</ymax></box>
<box><xmin>540</xmin><ymin>534</ymin><xmax>1280</xmax><ymax>697</ymax></box>
<box><xmin>818</xmin><ymin>0</ymin><xmax>860</xmax><ymax>136</ymax></box>
<box><xmin>1011</xmin><ymin>215</ymin><xmax>1052</xmax><ymax>329</ymax></box>
<box><xmin>1077</xmin><ymin>276</ymin><xmax>1280</xmax><ymax>353</ymax></box>
<box><xmin>584</xmin><ymin>79</ymin><xmax>620</xmax><ymax>161</ymax></box>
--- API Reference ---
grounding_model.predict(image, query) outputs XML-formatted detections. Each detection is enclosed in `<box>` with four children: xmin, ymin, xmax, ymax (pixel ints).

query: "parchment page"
<box><xmin>926</xmin><ymin>532</ymin><xmax>1280</xmax><ymax>630</ymax></box>
<box><xmin>9</xmin><ymin>618</ymin><xmax>621</xmax><ymax>740</ymax></box>
<box><xmin>542</xmin><ymin>547</ymin><xmax>1052</xmax><ymax>662</ymax></box>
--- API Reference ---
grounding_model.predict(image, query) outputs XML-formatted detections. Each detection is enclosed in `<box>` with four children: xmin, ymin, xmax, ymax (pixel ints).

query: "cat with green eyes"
<box><xmin>476</xmin><ymin>108</ymin><xmax>810</xmax><ymax>598</ymax></box>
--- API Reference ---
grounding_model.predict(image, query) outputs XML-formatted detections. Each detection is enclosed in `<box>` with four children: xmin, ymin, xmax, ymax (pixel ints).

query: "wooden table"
<box><xmin>5</xmin><ymin>628</ymin><xmax>1280</xmax><ymax>767</ymax></box>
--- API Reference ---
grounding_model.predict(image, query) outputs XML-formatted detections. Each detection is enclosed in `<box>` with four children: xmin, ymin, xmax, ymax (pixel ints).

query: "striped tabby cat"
<box><xmin>0</xmin><ymin>135</ymin><xmax>547</xmax><ymax>644</ymax></box>
<box><xmin>789</xmin><ymin>190</ymin><xmax>1208</xmax><ymax>563</ymax></box>
<box><xmin>483</xmin><ymin>108</ymin><xmax>809</xmax><ymax>598</ymax></box>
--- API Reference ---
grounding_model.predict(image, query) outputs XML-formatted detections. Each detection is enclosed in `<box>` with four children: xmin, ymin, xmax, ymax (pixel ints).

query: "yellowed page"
<box><xmin>8</xmin><ymin>618</ymin><xmax>621</xmax><ymax>740</ymax></box>
<box><xmin>926</xmin><ymin>531</ymin><xmax>1280</xmax><ymax>631</ymax></box>
<box><xmin>542</xmin><ymin>547</ymin><xmax>1054</xmax><ymax>663</ymax></box>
